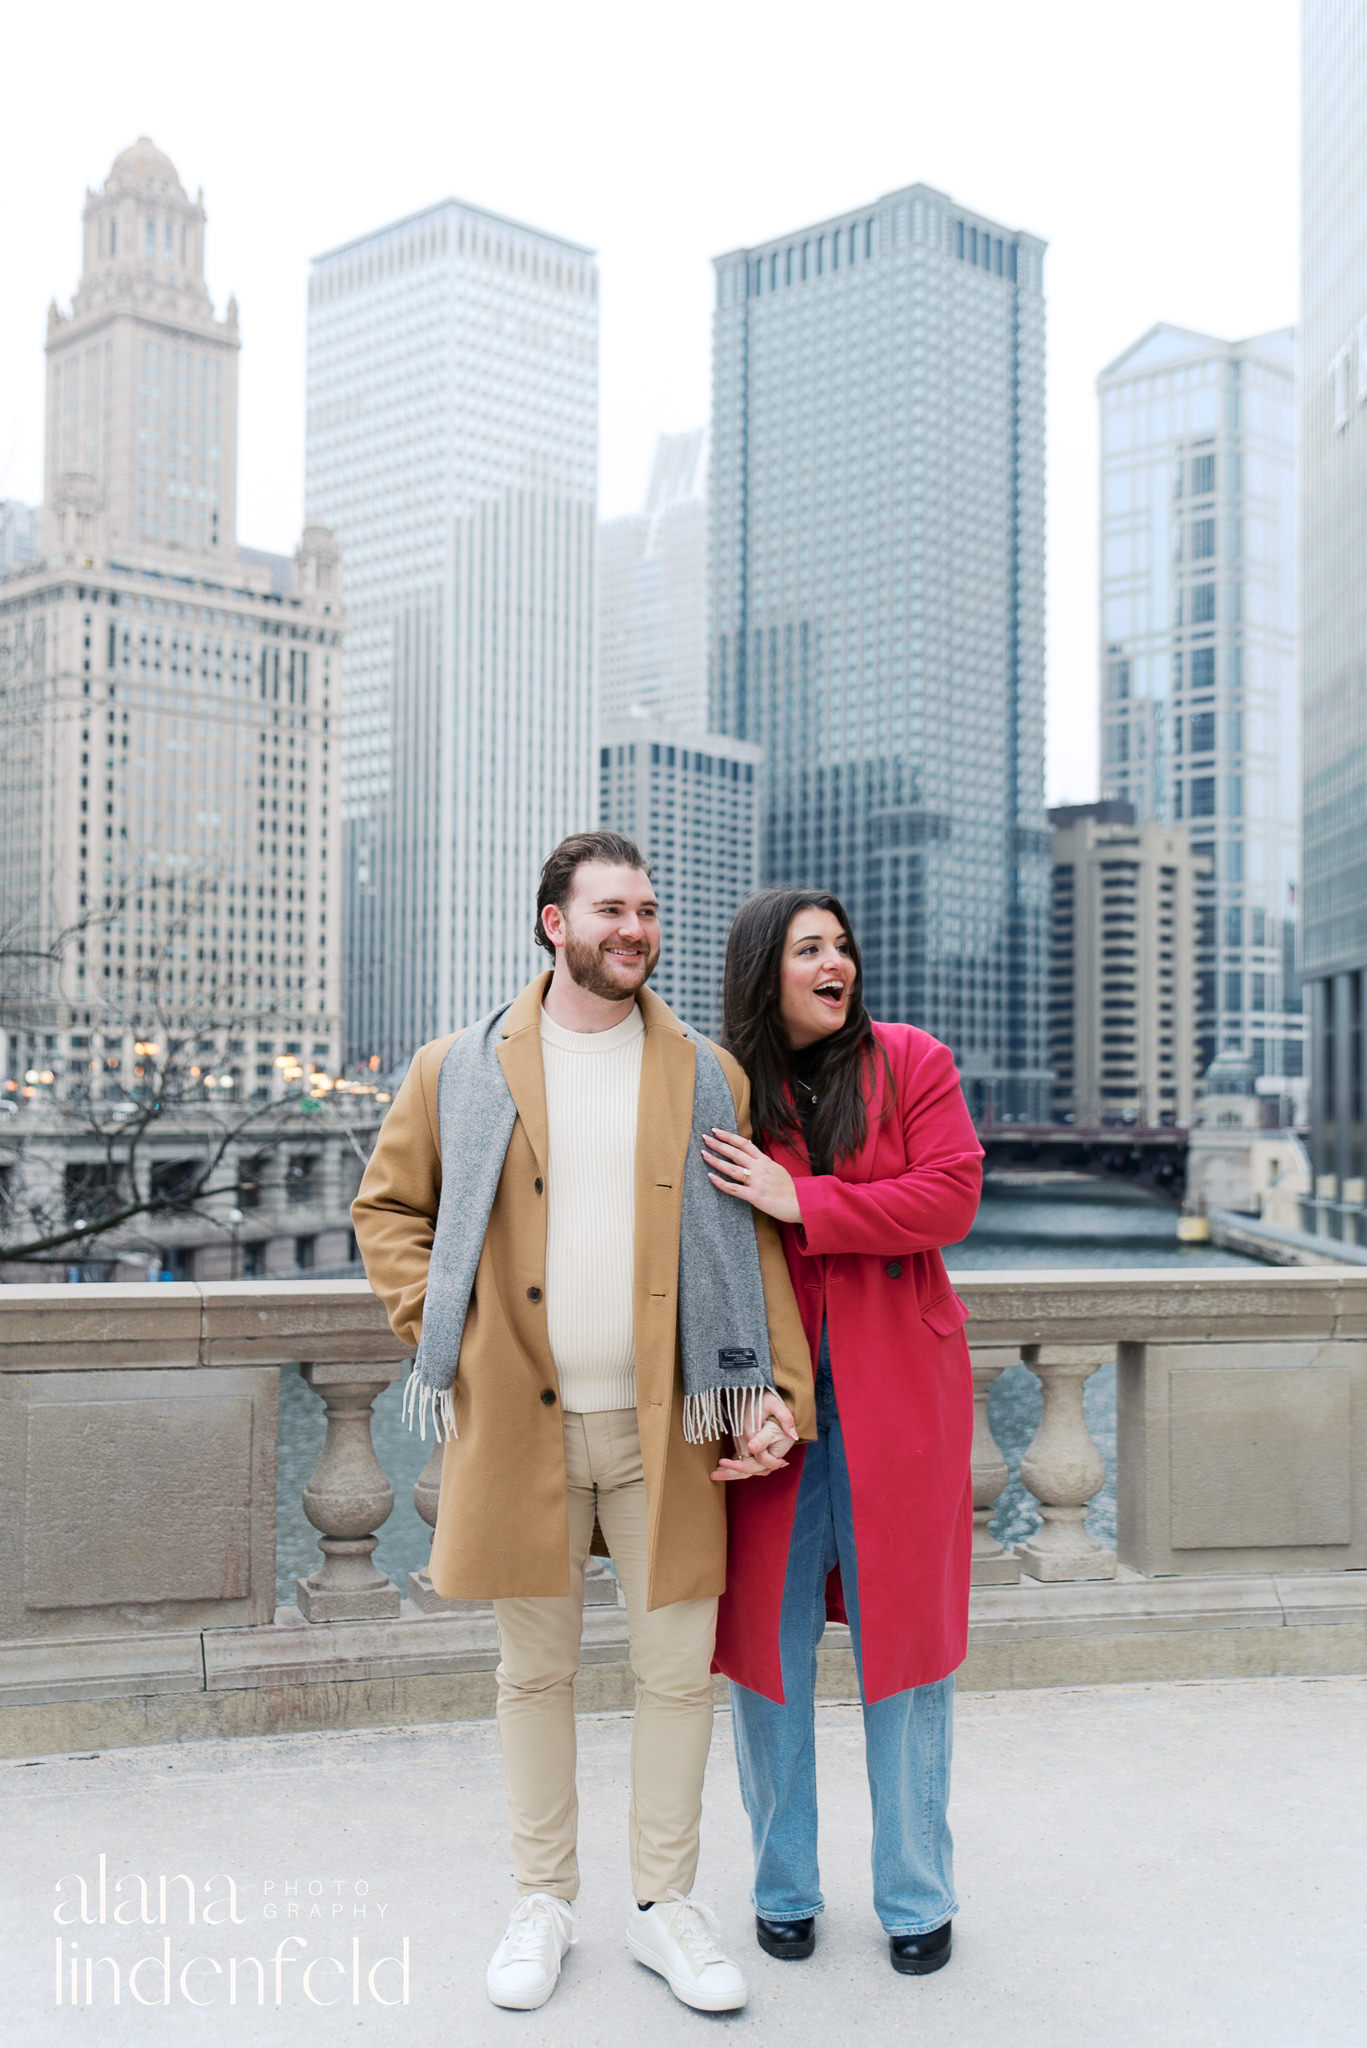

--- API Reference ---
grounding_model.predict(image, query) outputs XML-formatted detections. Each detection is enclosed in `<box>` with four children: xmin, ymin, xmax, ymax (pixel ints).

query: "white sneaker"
<box><xmin>486</xmin><ymin>1893</ymin><xmax>576</xmax><ymax>2010</ymax></box>
<box><xmin>627</xmin><ymin>1892</ymin><xmax>748</xmax><ymax>2012</ymax></box>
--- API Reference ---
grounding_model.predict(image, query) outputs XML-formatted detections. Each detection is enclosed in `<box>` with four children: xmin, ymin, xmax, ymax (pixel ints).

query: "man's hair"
<box><xmin>534</xmin><ymin>831</ymin><xmax>653</xmax><ymax>955</ymax></box>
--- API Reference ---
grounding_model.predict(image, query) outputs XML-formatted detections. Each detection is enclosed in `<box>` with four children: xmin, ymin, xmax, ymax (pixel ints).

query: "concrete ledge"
<box><xmin>3</xmin><ymin>1570</ymin><xmax>1365</xmax><ymax>1759</ymax></box>
<box><xmin>0</xmin><ymin>1630</ymin><xmax>205</xmax><ymax>1707</ymax></box>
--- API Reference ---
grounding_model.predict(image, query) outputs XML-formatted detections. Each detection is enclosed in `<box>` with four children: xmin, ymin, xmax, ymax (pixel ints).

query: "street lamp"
<box><xmin>228</xmin><ymin>1207</ymin><xmax>244</xmax><ymax>1281</ymax></box>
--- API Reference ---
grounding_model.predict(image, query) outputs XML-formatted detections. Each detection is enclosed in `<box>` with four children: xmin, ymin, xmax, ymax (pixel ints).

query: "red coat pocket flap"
<box><xmin>921</xmin><ymin>1290</ymin><xmax>970</xmax><ymax>1336</ymax></box>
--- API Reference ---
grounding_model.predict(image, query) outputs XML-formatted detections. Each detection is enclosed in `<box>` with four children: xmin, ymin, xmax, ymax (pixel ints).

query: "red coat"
<box><xmin>713</xmin><ymin>1022</ymin><xmax>983</xmax><ymax>1706</ymax></box>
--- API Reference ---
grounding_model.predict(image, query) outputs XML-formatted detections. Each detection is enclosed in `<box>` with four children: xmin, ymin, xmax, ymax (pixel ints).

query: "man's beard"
<box><xmin>562</xmin><ymin>927</ymin><xmax>659</xmax><ymax>1001</ymax></box>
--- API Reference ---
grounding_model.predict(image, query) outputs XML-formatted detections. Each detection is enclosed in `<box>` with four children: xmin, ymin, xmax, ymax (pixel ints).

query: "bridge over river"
<box><xmin>976</xmin><ymin>1122</ymin><xmax>1188</xmax><ymax>1200</ymax></box>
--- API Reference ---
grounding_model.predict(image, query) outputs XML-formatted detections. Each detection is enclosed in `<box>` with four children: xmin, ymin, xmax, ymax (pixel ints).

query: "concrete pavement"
<box><xmin>4</xmin><ymin>1676</ymin><xmax>1365</xmax><ymax>2047</ymax></box>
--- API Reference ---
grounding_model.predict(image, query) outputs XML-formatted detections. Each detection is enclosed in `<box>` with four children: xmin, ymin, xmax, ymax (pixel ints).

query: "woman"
<box><xmin>703</xmin><ymin>888</ymin><xmax>983</xmax><ymax>1976</ymax></box>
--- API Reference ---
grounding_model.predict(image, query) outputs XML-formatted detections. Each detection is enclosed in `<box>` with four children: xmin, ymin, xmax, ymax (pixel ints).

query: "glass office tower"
<box><xmin>306</xmin><ymin>201</ymin><xmax>598</xmax><ymax>1067</ymax></box>
<box><xmin>710</xmin><ymin>184</ymin><xmax>1049</xmax><ymax>1119</ymax></box>
<box><xmin>1097</xmin><ymin>324</ymin><xmax>1301</xmax><ymax>1089</ymax></box>
<box><xmin>1302</xmin><ymin>2</ymin><xmax>1367</xmax><ymax>1233</ymax></box>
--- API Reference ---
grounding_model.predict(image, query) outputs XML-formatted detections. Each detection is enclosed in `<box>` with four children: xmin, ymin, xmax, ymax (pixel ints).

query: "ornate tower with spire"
<box><xmin>43</xmin><ymin>137</ymin><xmax>240</xmax><ymax>559</ymax></box>
<box><xmin>1</xmin><ymin>143</ymin><xmax>343</xmax><ymax>1137</ymax></box>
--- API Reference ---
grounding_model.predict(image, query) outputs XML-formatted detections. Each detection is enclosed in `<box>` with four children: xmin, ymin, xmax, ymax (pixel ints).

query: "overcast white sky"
<box><xmin>1</xmin><ymin>0</ymin><xmax>1298</xmax><ymax>805</ymax></box>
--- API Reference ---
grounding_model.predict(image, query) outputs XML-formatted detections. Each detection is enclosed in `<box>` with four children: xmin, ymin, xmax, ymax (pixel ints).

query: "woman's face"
<box><xmin>776</xmin><ymin>906</ymin><xmax>857</xmax><ymax>1049</ymax></box>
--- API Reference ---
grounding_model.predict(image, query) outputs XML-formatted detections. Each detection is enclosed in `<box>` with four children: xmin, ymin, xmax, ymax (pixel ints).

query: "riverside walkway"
<box><xmin>5</xmin><ymin>1675</ymin><xmax>1364</xmax><ymax>2048</ymax></box>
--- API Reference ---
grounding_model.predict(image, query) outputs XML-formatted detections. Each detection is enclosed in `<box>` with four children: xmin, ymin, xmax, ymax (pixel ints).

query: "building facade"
<box><xmin>598</xmin><ymin>716</ymin><xmax>760</xmax><ymax>1039</ymax></box>
<box><xmin>1097</xmin><ymin>324</ymin><xmax>1301</xmax><ymax>1091</ymax></box>
<box><xmin>1302</xmin><ymin>0</ymin><xmax>1367</xmax><ymax>1237</ymax></box>
<box><xmin>709</xmin><ymin>184</ymin><xmax>1049</xmax><ymax>1120</ymax></box>
<box><xmin>1048</xmin><ymin>801</ymin><xmax>1204</xmax><ymax>1128</ymax></box>
<box><xmin>305</xmin><ymin>200</ymin><xmax>598</xmax><ymax>1068</ymax></box>
<box><xmin>0</xmin><ymin>140</ymin><xmax>341</xmax><ymax>1110</ymax></box>
<box><xmin>598</xmin><ymin>429</ymin><xmax>708</xmax><ymax>731</ymax></box>
<box><xmin>0</xmin><ymin>501</ymin><xmax>39</xmax><ymax>580</ymax></box>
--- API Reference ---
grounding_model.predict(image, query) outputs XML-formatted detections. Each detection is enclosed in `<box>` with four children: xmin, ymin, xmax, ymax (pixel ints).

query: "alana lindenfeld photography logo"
<box><xmin>51</xmin><ymin>1854</ymin><xmax>410</xmax><ymax>2009</ymax></box>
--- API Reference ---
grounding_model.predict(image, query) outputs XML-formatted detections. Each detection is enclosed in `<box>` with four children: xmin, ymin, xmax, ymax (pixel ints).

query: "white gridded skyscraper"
<box><xmin>306</xmin><ymin>201</ymin><xmax>598</xmax><ymax>1068</ymax></box>
<box><xmin>1096</xmin><ymin>324</ymin><xmax>1301</xmax><ymax>1089</ymax></box>
<box><xmin>709</xmin><ymin>185</ymin><xmax>1050</xmax><ymax>1121</ymax></box>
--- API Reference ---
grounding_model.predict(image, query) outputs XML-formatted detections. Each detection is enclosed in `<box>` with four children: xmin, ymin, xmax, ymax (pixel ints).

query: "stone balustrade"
<box><xmin>1</xmin><ymin>1269</ymin><xmax>1365</xmax><ymax>1756</ymax></box>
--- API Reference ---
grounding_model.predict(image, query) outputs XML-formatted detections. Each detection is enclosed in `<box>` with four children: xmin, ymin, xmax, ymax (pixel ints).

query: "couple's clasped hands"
<box><xmin>703</xmin><ymin>1126</ymin><xmax>803</xmax><ymax>1484</ymax></box>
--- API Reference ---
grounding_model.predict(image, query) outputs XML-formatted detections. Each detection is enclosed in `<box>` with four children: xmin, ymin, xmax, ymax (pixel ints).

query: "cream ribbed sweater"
<box><xmin>539</xmin><ymin>1002</ymin><xmax>644</xmax><ymax>1412</ymax></box>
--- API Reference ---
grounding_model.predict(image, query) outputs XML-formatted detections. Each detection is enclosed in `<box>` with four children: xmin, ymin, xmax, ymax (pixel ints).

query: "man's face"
<box><xmin>545</xmin><ymin>861</ymin><xmax>660</xmax><ymax>1000</ymax></box>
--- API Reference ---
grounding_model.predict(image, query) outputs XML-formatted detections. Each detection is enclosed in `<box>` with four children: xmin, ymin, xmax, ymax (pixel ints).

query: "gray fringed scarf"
<box><xmin>401</xmin><ymin>996</ymin><xmax>774</xmax><ymax>1447</ymax></box>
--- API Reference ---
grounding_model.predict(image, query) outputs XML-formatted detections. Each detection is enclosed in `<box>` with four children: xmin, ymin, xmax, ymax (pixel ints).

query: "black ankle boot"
<box><xmin>755</xmin><ymin>1913</ymin><xmax>816</xmax><ymax>1959</ymax></box>
<box><xmin>889</xmin><ymin>1921</ymin><xmax>952</xmax><ymax>1975</ymax></box>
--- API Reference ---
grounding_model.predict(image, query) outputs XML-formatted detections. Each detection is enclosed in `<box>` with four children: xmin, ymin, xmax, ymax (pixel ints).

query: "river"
<box><xmin>275</xmin><ymin>1182</ymin><xmax>1264</xmax><ymax>1602</ymax></box>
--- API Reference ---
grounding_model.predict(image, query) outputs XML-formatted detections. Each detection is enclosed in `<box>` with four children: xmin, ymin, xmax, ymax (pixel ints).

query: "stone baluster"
<box><xmin>406</xmin><ymin>1439</ymin><xmax>456</xmax><ymax>1612</ymax></box>
<box><xmin>969</xmin><ymin>1346</ymin><xmax>1021</xmax><ymax>1585</ymax></box>
<box><xmin>584</xmin><ymin>1554</ymin><xmax>620</xmax><ymax>1606</ymax></box>
<box><xmin>406</xmin><ymin>1431</ymin><xmax>618</xmax><ymax>1611</ymax></box>
<box><xmin>1015</xmin><ymin>1344</ymin><xmax>1117</xmax><ymax>1581</ymax></box>
<box><xmin>297</xmin><ymin>1361</ymin><xmax>405</xmax><ymax>1619</ymax></box>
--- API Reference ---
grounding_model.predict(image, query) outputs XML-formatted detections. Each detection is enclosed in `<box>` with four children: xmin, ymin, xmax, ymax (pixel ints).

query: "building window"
<box><xmin>1333</xmin><ymin>346</ymin><xmax>1353</xmax><ymax>431</ymax></box>
<box><xmin>1225</xmin><ymin>971</ymin><xmax>1243</xmax><ymax>1014</ymax></box>
<box><xmin>1191</xmin><ymin>582</ymin><xmax>1216</xmax><ymax>624</ymax></box>
<box><xmin>1189</xmin><ymin>711</ymin><xmax>1216</xmax><ymax>754</ymax></box>
<box><xmin>1190</xmin><ymin>647</ymin><xmax>1215</xmax><ymax>693</ymax></box>
<box><xmin>1190</xmin><ymin>518</ymin><xmax>1216</xmax><ymax>561</ymax></box>
<box><xmin>1107</xmin><ymin>658</ymin><xmax>1130</xmax><ymax>700</ymax></box>
<box><xmin>1191</xmin><ymin>453</ymin><xmax>1216</xmax><ymax>496</ymax></box>
<box><xmin>1190</xmin><ymin>777</ymin><xmax>1216</xmax><ymax>818</ymax></box>
<box><xmin>1224</xmin><ymin>905</ymin><xmax>1242</xmax><ymax>947</ymax></box>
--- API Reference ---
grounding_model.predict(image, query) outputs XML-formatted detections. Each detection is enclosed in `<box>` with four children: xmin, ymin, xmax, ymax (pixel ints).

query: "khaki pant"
<box><xmin>492</xmin><ymin>1407</ymin><xmax>718</xmax><ymax>1903</ymax></box>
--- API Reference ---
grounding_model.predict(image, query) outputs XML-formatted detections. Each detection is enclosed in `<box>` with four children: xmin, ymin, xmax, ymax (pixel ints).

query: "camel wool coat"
<box><xmin>352</xmin><ymin>973</ymin><xmax>815</xmax><ymax>1609</ymax></box>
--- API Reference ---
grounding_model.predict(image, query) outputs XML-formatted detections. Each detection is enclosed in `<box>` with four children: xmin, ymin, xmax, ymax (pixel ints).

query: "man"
<box><xmin>352</xmin><ymin>830</ymin><xmax>813</xmax><ymax>2015</ymax></box>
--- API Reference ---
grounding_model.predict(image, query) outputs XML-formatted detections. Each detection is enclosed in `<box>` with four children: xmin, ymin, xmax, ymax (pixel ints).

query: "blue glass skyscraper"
<box><xmin>709</xmin><ymin>183</ymin><xmax>1049</xmax><ymax>1119</ymax></box>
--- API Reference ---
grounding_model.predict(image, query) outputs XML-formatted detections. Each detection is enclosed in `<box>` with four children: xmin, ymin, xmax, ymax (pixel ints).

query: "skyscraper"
<box><xmin>0</xmin><ymin>140</ymin><xmax>340</xmax><ymax>1102</ymax></box>
<box><xmin>1302</xmin><ymin>1</ymin><xmax>1367</xmax><ymax>1238</ymax></box>
<box><xmin>1048</xmin><ymin>801</ymin><xmax>1204</xmax><ymax>1128</ymax></box>
<box><xmin>305</xmin><ymin>201</ymin><xmax>598</xmax><ymax>1067</ymax></box>
<box><xmin>1097</xmin><ymin>324</ymin><xmax>1301</xmax><ymax>1089</ymax></box>
<box><xmin>42</xmin><ymin>138</ymin><xmax>239</xmax><ymax>560</ymax></box>
<box><xmin>598</xmin><ymin>429</ymin><xmax>708</xmax><ymax>731</ymax></box>
<box><xmin>598</xmin><ymin>716</ymin><xmax>759</xmax><ymax>1038</ymax></box>
<box><xmin>710</xmin><ymin>185</ymin><xmax>1049</xmax><ymax>1120</ymax></box>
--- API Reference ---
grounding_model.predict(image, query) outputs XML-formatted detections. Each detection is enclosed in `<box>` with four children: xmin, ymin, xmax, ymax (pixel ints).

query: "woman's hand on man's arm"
<box><xmin>701</xmin><ymin>1128</ymin><xmax>803</xmax><ymax>1223</ymax></box>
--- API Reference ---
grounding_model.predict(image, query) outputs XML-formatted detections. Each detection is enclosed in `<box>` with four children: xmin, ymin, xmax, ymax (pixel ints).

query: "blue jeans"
<box><xmin>729</xmin><ymin>1338</ymin><xmax>957</xmax><ymax>1936</ymax></box>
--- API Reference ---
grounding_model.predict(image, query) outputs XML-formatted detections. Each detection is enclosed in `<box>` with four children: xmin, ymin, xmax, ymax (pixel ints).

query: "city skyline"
<box><xmin>0</xmin><ymin>0</ymin><xmax>1298</xmax><ymax>813</ymax></box>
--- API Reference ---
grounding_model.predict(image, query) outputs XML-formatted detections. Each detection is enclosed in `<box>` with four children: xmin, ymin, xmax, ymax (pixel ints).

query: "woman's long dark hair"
<box><xmin>721</xmin><ymin>888</ymin><xmax>888</xmax><ymax>1167</ymax></box>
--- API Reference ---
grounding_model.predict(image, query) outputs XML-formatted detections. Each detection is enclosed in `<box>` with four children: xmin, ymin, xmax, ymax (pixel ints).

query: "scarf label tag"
<box><xmin>717</xmin><ymin>1347</ymin><xmax>759</xmax><ymax>1373</ymax></box>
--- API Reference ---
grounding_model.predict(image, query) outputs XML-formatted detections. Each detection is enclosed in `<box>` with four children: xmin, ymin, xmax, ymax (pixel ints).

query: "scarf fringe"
<box><xmin>401</xmin><ymin>1370</ymin><xmax>458</xmax><ymax>1443</ymax></box>
<box><xmin>682</xmin><ymin>1384</ymin><xmax>769</xmax><ymax>1448</ymax></box>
